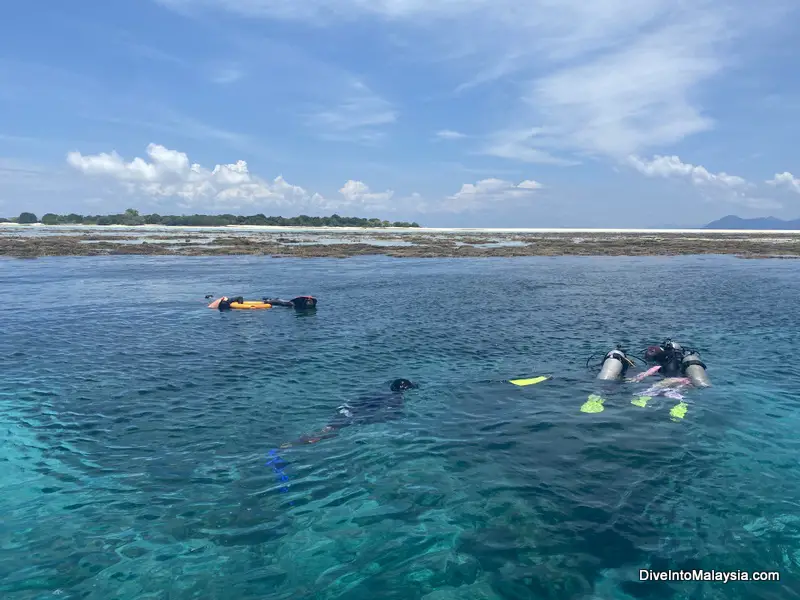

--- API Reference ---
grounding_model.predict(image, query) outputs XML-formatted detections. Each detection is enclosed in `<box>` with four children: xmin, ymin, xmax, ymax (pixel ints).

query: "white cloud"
<box><xmin>767</xmin><ymin>172</ymin><xmax>800</xmax><ymax>194</ymax></box>
<box><xmin>435</xmin><ymin>129</ymin><xmax>467</xmax><ymax>140</ymax></box>
<box><xmin>337</xmin><ymin>180</ymin><xmax>394</xmax><ymax>207</ymax></box>
<box><xmin>61</xmin><ymin>143</ymin><xmax>548</xmax><ymax>215</ymax></box>
<box><xmin>439</xmin><ymin>177</ymin><xmax>542</xmax><ymax>212</ymax></box>
<box><xmin>64</xmin><ymin>143</ymin><xmax>417</xmax><ymax>213</ymax></box>
<box><xmin>627</xmin><ymin>155</ymin><xmax>748</xmax><ymax>189</ymax></box>
<box><xmin>524</xmin><ymin>19</ymin><xmax>721</xmax><ymax>160</ymax></box>
<box><xmin>66</xmin><ymin>143</ymin><xmax>322</xmax><ymax>210</ymax></box>
<box><xmin>627</xmin><ymin>154</ymin><xmax>785</xmax><ymax>210</ymax></box>
<box><xmin>154</xmin><ymin>0</ymin><xmax>777</xmax><ymax>163</ymax></box>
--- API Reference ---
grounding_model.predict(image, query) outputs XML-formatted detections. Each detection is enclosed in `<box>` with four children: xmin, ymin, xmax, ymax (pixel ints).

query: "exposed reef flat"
<box><xmin>3</xmin><ymin>226</ymin><xmax>800</xmax><ymax>259</ymax></box>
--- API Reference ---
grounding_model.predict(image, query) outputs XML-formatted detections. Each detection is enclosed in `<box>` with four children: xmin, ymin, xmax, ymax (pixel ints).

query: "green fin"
<box><xmin>509</xmin><ymin>375</ymin><xmax>549</xmax><ymax>387</ymax></box>
<box><xmin>670</xmin><ymin>402</ymin><xmax>688</xmax><ymax>420</ymax></box>
<box><xmin>581</xmin><ymin>394</ymin><xmax>605</xmax><ymax>413</ymax></box>
<box><xmin>631</xmin><ymin>396</ymin><xmax>651</xmax><ymax>408</ymax></box>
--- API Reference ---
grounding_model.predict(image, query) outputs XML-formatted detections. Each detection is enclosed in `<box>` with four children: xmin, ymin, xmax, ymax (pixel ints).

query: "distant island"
<box><xmin>0</xmin><ymin>209</ymin><xmax>421</xmax><ymax>228</ymax></box>
<box><xmin>704</xmin><ymin>215</ymin><xmax>800</xmax><ymax>230</ymax></box>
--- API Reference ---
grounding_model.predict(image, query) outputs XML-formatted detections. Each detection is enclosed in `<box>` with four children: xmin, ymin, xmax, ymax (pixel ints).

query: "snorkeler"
<box><xmin>207</xmin><ymin>296</ymin><xmax>245</xmax><ymax>310</ymax></box>
<box><xmin>262</xmin><ymin>296</ymin><xmax>318</xmax><ymax>310</ymax></box>
<box><xmin>280</xmin><ymin>378</ymin><xmax>419</xmax><ymax>447</ymax></box>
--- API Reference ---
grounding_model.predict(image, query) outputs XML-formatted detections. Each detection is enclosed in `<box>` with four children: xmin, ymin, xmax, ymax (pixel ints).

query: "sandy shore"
<box><xmin>3</xmin><ymin>225</ymin><xmax>800</xmax><ymax>259</ymax></box>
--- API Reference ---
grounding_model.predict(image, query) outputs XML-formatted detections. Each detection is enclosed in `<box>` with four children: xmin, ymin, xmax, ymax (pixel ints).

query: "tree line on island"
<box><xmin>2</xmin><ymin>209</ymin><xmax>421</xmax><ymax>228</ymax></box>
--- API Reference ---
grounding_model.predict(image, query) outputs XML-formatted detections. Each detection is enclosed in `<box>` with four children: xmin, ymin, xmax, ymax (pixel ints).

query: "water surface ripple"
<box><xmin>1</xmin><ymin>255</ymin><xmax>799</xmax><ymax>599</ymax></box>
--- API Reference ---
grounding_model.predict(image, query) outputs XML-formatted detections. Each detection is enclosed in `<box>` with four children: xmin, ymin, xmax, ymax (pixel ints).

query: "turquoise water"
<box><xmin>2</xmin><ymin>255</ymin><xmax>799</xmax><ymax>600</ymax></box>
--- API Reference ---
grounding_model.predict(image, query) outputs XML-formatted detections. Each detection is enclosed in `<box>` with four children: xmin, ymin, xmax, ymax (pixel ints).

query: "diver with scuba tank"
<box><xmin>585</xmin><ymin>340</ymin><xmax>710</xmax><ymax>417</ymax></box>
<box><xmin>636</xmin><ymin>339</ymin><xmax>711</xmax><ymax>388</ymax></box>
<box><xmin>593</xmin><ymin>339</ymin><xmax>710</xmax><ymax>387</ymax></box>
<box><xmin>595</xmin><ymin>344</ymin><xmax>636</xmax><ymax>381</ymax></box>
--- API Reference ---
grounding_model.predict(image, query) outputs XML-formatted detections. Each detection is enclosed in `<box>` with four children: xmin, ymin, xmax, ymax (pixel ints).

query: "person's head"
<box><xmin>390</xmin><ymin>378</ymin><xmax>418</xmax><ymax>392</ymax></box>
<box><xmin>644</xmin><ymin>345</ymin><xmax>666</xmax><ymax>363</ymax></box>
<box><xmin>293</xmin><ymin>296</ymin><xmax>317</xmax><ymax>309</ymax></box>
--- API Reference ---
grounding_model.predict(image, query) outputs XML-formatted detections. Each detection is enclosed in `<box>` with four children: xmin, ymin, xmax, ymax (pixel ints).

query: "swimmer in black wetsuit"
<box><xmin>280</xmin><ymin>378</ymin><xmax>418</xmax><ymax>447</ymax></box>
<box><xmin>263</xmin><ymin>295</ymin><xmax>318</xmax><ymax>310</ymax></box>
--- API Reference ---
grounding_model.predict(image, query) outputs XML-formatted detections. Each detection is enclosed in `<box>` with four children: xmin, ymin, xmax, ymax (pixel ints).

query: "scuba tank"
<box><xmin>596</xmin><ymin>345</ymin><xmax>632</xmax><ymax>381</ymax></box>
<box><xmin>681</xmin><ymin>350</ymin><xmax>711</xmax><ymax>387</ymax></box>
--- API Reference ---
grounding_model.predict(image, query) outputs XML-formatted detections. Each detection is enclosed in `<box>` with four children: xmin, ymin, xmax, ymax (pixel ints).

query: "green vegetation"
<box><xmin>4</xmin><ymin>209</ymin><xmax>420</xmax><ymax>228</ymax></box>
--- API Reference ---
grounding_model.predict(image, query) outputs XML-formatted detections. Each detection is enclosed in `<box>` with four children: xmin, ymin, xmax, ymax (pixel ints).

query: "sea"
<box><xmin>1</xmin><ymin>254</ymin><xmax>799</xmax><ymax>600</ymax></box>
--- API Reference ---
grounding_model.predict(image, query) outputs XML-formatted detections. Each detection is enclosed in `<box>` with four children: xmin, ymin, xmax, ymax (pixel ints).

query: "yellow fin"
<box><xmin>670</xmin><ymin>402</ymin><xmax>688</xmax><ymax>420</ymax></box>
<box><xmin>581</xmin><ymin>394</ymin><xmax>605</xmax><ymax>413</ymax></box>
<box><xmin>631</xmin><ymin>396</ymin><xmax>651</xmax><ymax>408</ymax></box>
<box><xmin>509</xmin><ymin>376</ymin><xmax>550</xmax><ymax>387</ymax></box>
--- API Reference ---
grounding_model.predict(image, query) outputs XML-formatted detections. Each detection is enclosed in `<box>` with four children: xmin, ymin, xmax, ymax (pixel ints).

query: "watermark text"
<box><xmin>640</xmin><ymin>569</ymin><xmax>779</xmax><ymax>584</ymax></box>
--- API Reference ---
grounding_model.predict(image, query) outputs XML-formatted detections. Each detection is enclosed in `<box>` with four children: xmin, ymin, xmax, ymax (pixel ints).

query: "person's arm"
<box><xmin>627</xmin><ymin>365</ymin><xmax>661</xmax><ymax>382</ymax></box>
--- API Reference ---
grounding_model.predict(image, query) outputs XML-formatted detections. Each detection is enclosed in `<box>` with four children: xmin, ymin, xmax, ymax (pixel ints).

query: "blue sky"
<box><xmin>1</xmin><ymin>0</ymin><xmax>800</xmax><ymax>227</ymax></box>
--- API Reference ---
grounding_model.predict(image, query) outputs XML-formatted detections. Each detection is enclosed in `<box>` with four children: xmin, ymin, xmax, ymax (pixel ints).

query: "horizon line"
<box><xmin>3</xmin><ymin>223</ymin><xmax>800</xmax><ymax>234</ymax></box>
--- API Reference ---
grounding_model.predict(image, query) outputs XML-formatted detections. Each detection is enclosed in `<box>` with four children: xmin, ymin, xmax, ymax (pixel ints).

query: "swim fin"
<box><xmin>670</xmin><ymin>402</ymin><xmax>688</xmax><ymax>421</ymax></box>
<box><xmin>266</xmin><ymin>449</ymin><xmax>291</xmax><ymax>494</ymax></box>
<box><xmin>509</xmin><ymin>375</ymin><xmax>550</xmax><ymax>387</ymax></box>
<box><xmin>581</xmin><ymin>394</ymin><xmax>605</xmax><ymax>413</ymax></box>
<box><xmin>631</xmin><ymin>396</ymin><xmax>651</xmax><ymax>407</ymax></box>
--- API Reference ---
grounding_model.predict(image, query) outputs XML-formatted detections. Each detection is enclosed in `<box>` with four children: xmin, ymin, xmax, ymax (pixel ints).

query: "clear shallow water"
<box><xmin>1</xmin><ymin>255</ymin><xmax>799</xmax><ymax>600</ymax></box>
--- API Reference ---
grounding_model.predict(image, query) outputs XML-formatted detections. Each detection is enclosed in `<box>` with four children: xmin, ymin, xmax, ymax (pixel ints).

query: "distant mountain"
<box><xmin>704</xmin><ymin>215</ymin><xmax>800</xmax><ymax>230</ymax></box>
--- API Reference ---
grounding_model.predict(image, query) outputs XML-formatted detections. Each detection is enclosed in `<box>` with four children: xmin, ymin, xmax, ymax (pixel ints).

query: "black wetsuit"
<box><xmin>645</xmin><ymin>344</ymin><xmax>686</xmax><ymax>377</ymax></box>
<box><xmin>658</xmin><ymin>357</ymin><xmax>683</xmax><ymax>377</ymax></box>
<box><xmin>285</xmin><ymin>380</ymin><xmax>416</xmax><ymax>446</ymax></box>
<box><xmin>327</xmin><ymin>390</ymin><xmax>406</xmax><ymax>429</ymax></box>
<box><xmin>263</xmin><ymin>296</ymin><xmax>317</xmax><ymax>310</ymax></box>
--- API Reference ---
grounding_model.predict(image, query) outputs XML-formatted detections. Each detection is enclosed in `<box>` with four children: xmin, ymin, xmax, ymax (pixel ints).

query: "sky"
<box><xmin>1</xmin><ymin>0</ymin><xmax>800</xmax><ymax>227</ymax></box>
